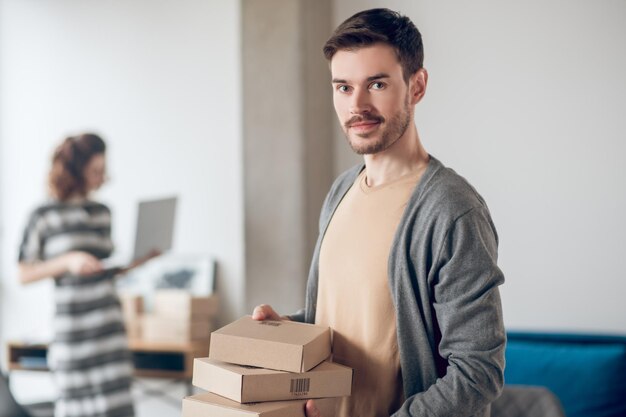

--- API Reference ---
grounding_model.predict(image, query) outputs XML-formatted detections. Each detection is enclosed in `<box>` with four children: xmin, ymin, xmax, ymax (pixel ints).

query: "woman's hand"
<box><xmin>125</xmin><ymin>249</ymin><xmax>161</xmax><ymax>272</ymax></box>
<box><xmin>64</xmin><ymin>251</ymin><xmax>103</xmax><ymax>276</ymax></box>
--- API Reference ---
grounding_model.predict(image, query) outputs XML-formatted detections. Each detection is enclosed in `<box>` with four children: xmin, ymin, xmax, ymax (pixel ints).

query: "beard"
<box><xmin>343</xmin><ymin>95</ymin><xmax>412</xmax><ymax>155</ymax></box>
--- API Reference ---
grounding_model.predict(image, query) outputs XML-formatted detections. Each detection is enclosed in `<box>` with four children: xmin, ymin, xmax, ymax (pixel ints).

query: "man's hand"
<box><xmin>251</xmin><ymin>304</ymin><xmax>284</xmax><ymax>321</ymax></box>
<box><xmin>252</xmin><ymin>308</ymin><xmax>317</xmax><ymax>416</ymax></box>
<box><xmin>305</xmin><ymin>400</ymin><xmax>322</xmax><ymax>417</ymax></box>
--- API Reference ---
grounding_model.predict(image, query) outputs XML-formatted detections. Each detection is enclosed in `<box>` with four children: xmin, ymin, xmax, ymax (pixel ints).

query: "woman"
<box><xmin>18</xmin><ymin>133</ymin><xmax>135</xmax><ymax>417</ymax></box>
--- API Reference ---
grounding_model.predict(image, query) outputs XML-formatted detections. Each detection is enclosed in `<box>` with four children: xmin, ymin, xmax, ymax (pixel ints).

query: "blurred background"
<box><xmin>1</xmin><ymin>0</ymin><xmax>625</xmax><ymax>416</ymax></box>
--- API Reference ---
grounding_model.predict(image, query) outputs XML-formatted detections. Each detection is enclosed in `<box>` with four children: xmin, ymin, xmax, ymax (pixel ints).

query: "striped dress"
<box><xmin>19</xmin><ymin>200</ymin><xmax>134</xmax><ymax>417</ymax></box>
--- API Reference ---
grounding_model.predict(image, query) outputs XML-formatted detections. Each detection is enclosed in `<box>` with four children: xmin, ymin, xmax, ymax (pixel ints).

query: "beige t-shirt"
<box><xmin>315</xmin><ymin>168</ymin><xmax>424</xmax><ymax>417</ymax></box>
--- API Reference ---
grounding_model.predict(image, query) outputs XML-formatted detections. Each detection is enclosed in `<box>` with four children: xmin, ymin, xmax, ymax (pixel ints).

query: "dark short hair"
<box><xmin>323</xmin><ymin>8</ymin><xmax>424</xmax><ymax>82</ymax></box>
<box><xmin>48</xmin><ymin>133</ymin><xmax>106</xmax><ymax>201</ymax></box>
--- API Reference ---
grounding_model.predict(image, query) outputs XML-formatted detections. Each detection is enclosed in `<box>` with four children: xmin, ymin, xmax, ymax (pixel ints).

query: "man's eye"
<box><xmin>370</xmin><ymin>82</ymin><xmax>385</xmax><ymax>90</ymax></box>
<box><xmin>337</xmin><ymin>85</ymin><xmax>350</xmax><ymax>93</ymax></box>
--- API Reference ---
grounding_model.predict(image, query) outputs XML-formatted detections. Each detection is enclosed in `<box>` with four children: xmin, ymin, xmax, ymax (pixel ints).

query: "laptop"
<box><xmin>103</xmin><ymin>196</ymin><xmax>178</xmax><ymax>274</ymax></box>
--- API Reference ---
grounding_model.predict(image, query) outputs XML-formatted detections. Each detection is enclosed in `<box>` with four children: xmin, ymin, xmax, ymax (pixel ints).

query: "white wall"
<box><xmin>333</xmin><ymin>0</ymin><xmax>626</xmax><ymax>333</ymax></box>
<box><xmin>0</xmin><ymin>0</ymin><xmax>244</xmax><ymax>355</ymax></box>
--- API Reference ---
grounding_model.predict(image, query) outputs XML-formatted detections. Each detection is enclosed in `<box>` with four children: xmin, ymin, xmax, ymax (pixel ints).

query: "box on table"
<box><xmin>118</xmin><ymin>292</ymin><xmax>144</xmax><ymax>320</ymax></box>
<box><xmin>118</xmin><ymin>292</ymin><xmax>144</xmax><ymax>339</ymax></box>
<box><xmin>124</xmin><ymin>320</ymin><xmax>142</xmax><ymax>340</ymax></box>
<box><xmin>209</xmin><ymin>316</ymin><xmax>330</xmax><ymax>373</ymax></box>
<box><xmin>193</xmin><ymin>358</ymin><xmax>352</xmax><ymax>403</ymax></box>
<box><xmin>153</xmin><ymin>289</ymin><xmax>219</xmax><ymax>319</ymax></box>
<box><xmin>142</xmin><ymin>314</ymin><xmax>211</xmax><ymax>343</ymax></box>
<box><xmin>182</xmin><ymin>392</ymin><xmax>337</xmax><ymax>417</ymax></box>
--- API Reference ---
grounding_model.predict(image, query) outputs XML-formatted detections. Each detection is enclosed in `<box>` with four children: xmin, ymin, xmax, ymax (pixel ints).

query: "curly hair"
<box><xmin>48</xmin><ymin>133</ymin><xmax>106</xmax><ymax>201</ymax></box>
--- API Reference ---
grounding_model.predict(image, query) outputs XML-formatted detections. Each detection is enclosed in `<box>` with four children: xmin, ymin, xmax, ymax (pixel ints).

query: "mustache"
<box><xmin>344</xmin><ymin>114</ymin><xmax>385</xmax><ymax>129</ymax></box>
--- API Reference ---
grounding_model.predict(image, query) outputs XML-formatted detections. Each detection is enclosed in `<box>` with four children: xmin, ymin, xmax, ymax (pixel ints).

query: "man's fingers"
<box><xmin>305</xmin><ymin>400</ymin><xmax>321</xmax><ymax>417</ymax></box>
<box><xmin>252</xmin><ymin>304</ymin><xmax>281</xmax><ymax>321</ymax></box>
<box><xmin>252</xmin><ymin>304</ymin><xmax>270</xmax><ymax>320</ymax></box>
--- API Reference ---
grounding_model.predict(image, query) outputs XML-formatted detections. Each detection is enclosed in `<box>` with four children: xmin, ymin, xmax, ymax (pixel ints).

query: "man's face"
<box><xmin>331</xmin><ymin>43</ymin><xmax>413</xmax><ymax>155</ymax></box>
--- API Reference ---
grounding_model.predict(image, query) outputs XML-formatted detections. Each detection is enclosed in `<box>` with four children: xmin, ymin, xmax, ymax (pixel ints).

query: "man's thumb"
<box><xmin>305</xmin><ymin>399</ymin><xmax>322</xmax><ymax>417</ymax></box>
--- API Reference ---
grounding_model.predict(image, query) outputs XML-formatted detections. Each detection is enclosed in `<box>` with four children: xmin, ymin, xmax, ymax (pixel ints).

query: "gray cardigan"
<box><xmin>292</xmin><ymin>156</ymin><xmax>505</xmax><ymax>417</ymax></box>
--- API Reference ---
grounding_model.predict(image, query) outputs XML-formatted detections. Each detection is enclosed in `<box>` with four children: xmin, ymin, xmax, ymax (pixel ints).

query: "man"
<box><xmin>253</xmin><ymin>8</ymin><xmax>505</xmax><ymax>417</ymax></box>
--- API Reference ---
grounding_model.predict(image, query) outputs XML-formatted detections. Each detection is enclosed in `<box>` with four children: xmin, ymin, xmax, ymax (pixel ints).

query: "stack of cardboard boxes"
<box><xmin>182</xmin><ymin>316</ymin><xmax>353</xmax><ymax>416</ymax></box>
<box><xmin>118</xmin><ymin>292</ymin><xmax>144</xmax><ymax>340</ymax></box>
<box><xmin>119</xmin><ymin>289</ymin><xmax>219</xmax><ymax>344</ymax></box>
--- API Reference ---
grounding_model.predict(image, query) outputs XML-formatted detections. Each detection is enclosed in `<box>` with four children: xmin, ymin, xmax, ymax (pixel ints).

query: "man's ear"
<box><xmin>409</xmin><ymin>68</ymin><xmax>428</xmax><ymax>105</ymax></box>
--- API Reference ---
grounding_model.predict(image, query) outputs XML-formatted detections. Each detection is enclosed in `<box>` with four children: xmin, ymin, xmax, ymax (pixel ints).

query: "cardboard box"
<box><xmin>182</xmin><ymin>392</ymin><xmax>337</xmax><ymax>417</ymax></box>
<box><xmin>154</xmin><ymin>290</ymin><xmax>219</xmax><ymax>319</ymax></box>
<box><xmin>118</xmin><ymin>292</ymin><xmax>144</xmax><ymax>320</ymax></box>
<box><xmin>142</xmin><ymin>315</ymin><xmax>211</xmax><ymax>343</ymax></box>
<box><xmin>124</xmin><ymin>319</ymin><xmax>142</xmax><ymax>340</ymax></box>
<box><xmin>118</xmin><ymin>293</ymin><xmax>144</xmax><ymax>339</ymax></box>
<box><xmin>209</xmin><ymin>316</ymin><xmax>331</xmax><ymax>373</ymax></box>
<box><xmin>193</xmin><ymin>358</ymin><xmax>352</xmax><ymax>403</ymax></box>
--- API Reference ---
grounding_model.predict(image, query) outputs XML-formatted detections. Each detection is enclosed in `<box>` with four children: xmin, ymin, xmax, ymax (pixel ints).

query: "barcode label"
<box><xmin>259</xmin><ymin>321</ymin><xmax>281</xmax><ymax>327</ymax></box>
<box><xmin>290</xmin><ymin>378</ymin><xmax>310</xmax><ymax>395</ymax></box>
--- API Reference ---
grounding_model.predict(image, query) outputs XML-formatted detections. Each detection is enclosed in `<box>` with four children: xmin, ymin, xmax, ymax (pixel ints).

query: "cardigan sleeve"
<box><xmin>394</xmin><ymin>206</ymin><xmax>506</xmax><ymax>417</ymax></box>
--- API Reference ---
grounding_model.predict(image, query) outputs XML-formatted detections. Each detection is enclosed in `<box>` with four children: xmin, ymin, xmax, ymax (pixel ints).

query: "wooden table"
<box><xmin>6</xmin><ymin>338</ymin><xmax>209</xmax><ymax>405</ymax></box>
<box><xmin>7</xmin><ymin>339</ymin><xmax>208</xmax><ymax>377</ymax></box>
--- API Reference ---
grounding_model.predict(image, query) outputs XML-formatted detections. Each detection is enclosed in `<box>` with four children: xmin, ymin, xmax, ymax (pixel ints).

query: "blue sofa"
<box><xmin>503</xmin><ymin>332</ymin><xmax>626</xmax><ymax>417</ymax></box>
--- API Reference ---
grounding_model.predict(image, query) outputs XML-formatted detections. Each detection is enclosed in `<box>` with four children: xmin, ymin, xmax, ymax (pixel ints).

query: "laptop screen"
<box><xmin>133</xmin><ymin>196</ymin><xmax>177</xmax><ymax>260</ymax></box>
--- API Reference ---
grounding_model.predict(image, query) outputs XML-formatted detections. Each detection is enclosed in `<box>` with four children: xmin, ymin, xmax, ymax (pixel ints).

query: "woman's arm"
<box><xmin>19</xmin><ymin>252</ymin><xmax>103</xmax><ymax>284</ymax></box>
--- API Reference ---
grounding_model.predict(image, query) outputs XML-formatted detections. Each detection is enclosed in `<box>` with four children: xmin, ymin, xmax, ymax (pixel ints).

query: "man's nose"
<box><xmin>350</xmin><ymin>88</ymin><xmax>372</xmax><ymax>114</ymax></box>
